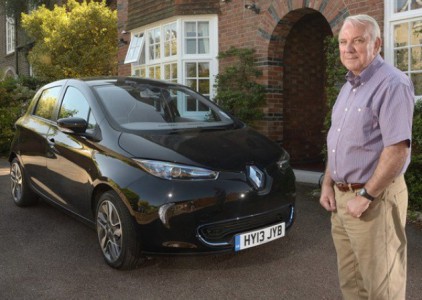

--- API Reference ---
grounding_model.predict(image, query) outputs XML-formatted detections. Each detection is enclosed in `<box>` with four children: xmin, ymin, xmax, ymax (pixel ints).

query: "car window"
<box><xmin>33</xmin><ymin>86</ymin><xmax>61</xmax><ymax>120</ymax></box>
<box><xmin>59</xmin><ymin>86</ymin><xmax>97</xmax><ymax>131</ymax></box>
<box><xmin>94</xmin><ymin>82</ymin><xmax>233</xmax><ymax>131</ymax></box>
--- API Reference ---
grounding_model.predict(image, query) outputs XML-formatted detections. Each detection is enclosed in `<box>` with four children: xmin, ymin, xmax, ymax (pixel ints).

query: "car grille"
<box><xmin>197</xmin><ymin>207</ymin><xmax>292</xmax><ymax>245</ymax></box>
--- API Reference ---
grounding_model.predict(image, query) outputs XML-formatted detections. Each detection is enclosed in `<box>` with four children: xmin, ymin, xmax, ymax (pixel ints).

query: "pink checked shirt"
<box><xmin>327</xmin><ymin>55</ymin><xmax>415</xmax><ymax>183</ymax></box>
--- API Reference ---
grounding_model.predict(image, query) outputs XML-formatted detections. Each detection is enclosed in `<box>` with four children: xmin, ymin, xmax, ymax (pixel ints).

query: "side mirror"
<box><xmin>57</xmin><ymin>117</ymin><xmax>88</xmax><ymax>134</ymax></box>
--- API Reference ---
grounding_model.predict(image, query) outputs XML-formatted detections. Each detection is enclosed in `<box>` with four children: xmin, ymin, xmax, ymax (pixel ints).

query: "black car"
<box><xmin>9</xmin><ymin>77</ymin><xmax>296</xmax><ymax>269</ymax></box>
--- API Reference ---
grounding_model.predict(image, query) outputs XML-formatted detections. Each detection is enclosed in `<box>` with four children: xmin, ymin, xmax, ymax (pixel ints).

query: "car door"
<box><xmin>19</xmin><ymin>85</ymin><xmax>62</xmax><ymax>196</ymax></box>
<box><xmin>45</xmin><ymin>85</ymin><xmax>98</xmax><ymax>220</ymax></box>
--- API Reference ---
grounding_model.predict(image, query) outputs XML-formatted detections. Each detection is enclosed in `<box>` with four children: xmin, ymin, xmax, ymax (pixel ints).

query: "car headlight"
<box><xmin>135</xmin><ymin>159</ymin><xmax>219</xmax><ymax>180</ymax></box>
<box><xmin>277</xmin><ymin>151</ymin><xmax>290</xmax><ymax>171</ymax></box>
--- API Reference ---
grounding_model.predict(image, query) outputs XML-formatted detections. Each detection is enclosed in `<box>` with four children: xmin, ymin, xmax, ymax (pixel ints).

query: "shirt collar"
<box><xmin>345</xmin><ymin>54</ymin><xmax>384</xmax><ymax>87</ymax></box>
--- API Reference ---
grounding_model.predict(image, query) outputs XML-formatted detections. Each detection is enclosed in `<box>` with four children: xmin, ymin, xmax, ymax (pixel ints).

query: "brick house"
<box><xmin>117</xmin><ymin>0</ymin><xmax>422</xmax><ymax>168</ymax></box>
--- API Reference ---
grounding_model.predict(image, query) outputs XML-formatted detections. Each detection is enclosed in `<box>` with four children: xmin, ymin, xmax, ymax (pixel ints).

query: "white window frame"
<box><xmin>126</xmin><ymin>15</ymin><xmax>218</xmax><ymax>100</ymax></box>
<box><xmin>6</xmin><ymin>16</ymin><xmax>15</xmax><ymax>55</ymax></box>
<box><xmin>124</xmin><ymin>34</ymin><xmax>144</xmax><ymax>64</ymax></box>
<box><xmin>385</xmin><ymin>0</ymin><xmax>422</xmax><ymax>98</ymax></box>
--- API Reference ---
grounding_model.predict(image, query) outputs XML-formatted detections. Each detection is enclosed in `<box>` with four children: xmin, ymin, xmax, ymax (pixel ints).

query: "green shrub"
<box><xmin>214</xmin><ymin>47</ymin><xmax>266</xmax><ymax>125</ymax></box>
<box><xmin>406</xmin><ymin>100</ymin><xmax>422</xmax><ymax>211</ymax></box>
<box><xmin>0</xmin><ymin>76</ymin><xmax>43</xmax><ymax>155</ymax></box>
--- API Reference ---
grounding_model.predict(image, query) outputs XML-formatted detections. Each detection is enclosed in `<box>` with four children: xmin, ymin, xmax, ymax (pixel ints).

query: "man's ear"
<box><xmin>374</xmin><ymin>37</ymin><xmax>382</xmax><ymax>54</ymax></box>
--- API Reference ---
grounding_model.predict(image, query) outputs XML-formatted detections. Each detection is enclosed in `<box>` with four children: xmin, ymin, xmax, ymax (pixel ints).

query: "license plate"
<box><xmin>234</xmin><ymin>222</ymin><xmax>285</xmax><ymax>251</ymax></box>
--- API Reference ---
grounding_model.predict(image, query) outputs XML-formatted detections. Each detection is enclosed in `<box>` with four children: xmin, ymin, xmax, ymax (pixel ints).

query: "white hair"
<box><xmin>340</xmin><ymin>14</ymin><xmax>381</xmax><ymax>52</ymax></box>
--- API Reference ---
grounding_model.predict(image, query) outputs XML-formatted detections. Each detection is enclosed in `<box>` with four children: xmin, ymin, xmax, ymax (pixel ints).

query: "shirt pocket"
<box><xmin>342</xmin><ymin>106</ymin><xmax>376</xmax><ymax>143</ymax></box>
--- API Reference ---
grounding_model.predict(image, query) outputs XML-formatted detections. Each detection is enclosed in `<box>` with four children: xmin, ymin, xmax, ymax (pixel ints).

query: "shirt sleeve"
<box><xmin>378</xmin><ymin>75</ymin><xmax>414</xmax><ymax>148</ymax></box>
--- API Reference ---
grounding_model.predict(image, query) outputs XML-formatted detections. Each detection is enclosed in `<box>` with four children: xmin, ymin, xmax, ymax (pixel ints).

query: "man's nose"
<box><xmin>344</xmin><ymin>42</ymin><xmax>355</xmax><ymax>52</ymax></box>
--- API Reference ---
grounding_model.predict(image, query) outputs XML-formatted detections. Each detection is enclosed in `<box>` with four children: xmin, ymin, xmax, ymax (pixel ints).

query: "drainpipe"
<box><xmin>14</xmin><ymin>15</ymin><xmax>19</xmax><ymax>76</ymax></box>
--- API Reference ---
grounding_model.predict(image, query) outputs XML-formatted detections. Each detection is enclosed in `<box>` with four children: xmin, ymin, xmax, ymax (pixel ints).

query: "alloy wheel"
<box><xmin>10</xmin><ymin>162</ymin><xmax>23</xmax><ymax>202</ymax></box>
<box><xmin>97</xmin><ymin>200</ymin><xmax>123</xmax><ymax>263</ymax></box>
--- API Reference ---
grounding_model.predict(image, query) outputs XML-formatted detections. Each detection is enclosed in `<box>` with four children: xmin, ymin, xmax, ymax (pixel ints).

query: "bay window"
<box><xmin>124</xmin><ymin>16</ymin><xmax>218</xmax><ymax>103</ymax></box>
<box><xmin>385</xmin><ymin>0</ymin><xmax>422</xmax><ymax>97</ymax></box>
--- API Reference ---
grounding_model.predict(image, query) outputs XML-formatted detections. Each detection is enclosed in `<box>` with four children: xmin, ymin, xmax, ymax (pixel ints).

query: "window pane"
<box><xmin>186</xmin><ymin>97</ymin><xmax>197</xmax><ymax>111</ymax></box>
<box><xmin>198</xmin><ymin>38</ymin><xmax>210</xmax><ymax>54</ymax></box>
<box><xmin>395</xmin><ymin>0</ymin><xmax>409</xmax><ymax>12</ymax></box>
<box><xmin>395</xmin><ymin>49</ymin><xmax>409</xmax><ymax>71</ymax></box>
<box><xmin>411</xmin><ymin>21</ymin><xmax>422</xmax><ymax>46</ymax></box>
<box><xmin>411</xmin><ymin>46</ymin><xmax>422</xmax><ymax>70</ymax></box>
<box><xmin>394</xmin><ymin>23</ymin><xmax>408</xmax><ymax>47</ymax></box>
<box><xmin>411</xmin><ymin>72</ymin><xmax>422</xmax><ymax>95</ymax></box>
<box><xmin>411</xmin><ymin>0</ymin><xmax>422</xmax><ymax>10</ymax></box>
<box><xmin>134</xmin><ymin>68</ymin><xmax>146</xmax><ymax>77</ymax></box>
<box><xmin>164</xmin><ymin>63</ymin><xmax>177</xmax><ymax>83</ymax></box>
<box><xmin>186</xmin><ymin>63</ymin><xmax>197</xmax><ymax>77</ymax></box>
<box><xmin>165</xmin><ymin>64</ymin><xmax>171</xmax><ymax>79</ymax></box>
<box><xmin>198</xmin><ymin>22</ymin><xmax>209</xmax><ymax>37</ymax></box>
<box><xmin>198</xmin><ymin>63</ymin><xmax>210</xmax><ymax>77</ymax></box>
<box><xmin>186</xmin><ymin>79</ymin><xmax>197</xmax><ymax>90</ymax></box>
<box><xmin>124</xmin><ymin>34</ymin><xmax>144</xmax><ymax>64</ymax></box>
<box><xmin>164</xmin><ymin>23</ymin><xmax>177</xmax><ymax>57</ymax></box>
<box><xmin>186</xmin><ymin>39</ymin><xmax>196</xmax><ymax>54</ymax></box>
<box><xmin>154</xmin><ymin>44</ymin><xmax>161</xmax><ymax>59</ymax></box>
<box><xmin>171</xmin><ymin>64</ymin><xmax>177</xmax><ymax>80</ymax></box>
<box><xmin>198</xmin><ymin>79</ymin><xmax>210</xmax><ymax>94</ymax></box>
<box><xmin>185</xmin><ymin>22</ymin><xmax>196</xmax><ymax>37</ymax></box>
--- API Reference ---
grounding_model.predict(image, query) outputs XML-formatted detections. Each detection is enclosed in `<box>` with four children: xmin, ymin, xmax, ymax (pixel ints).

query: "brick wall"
<box><xmin>126</xmin><ymin>0</ymin><xmax>220</xmax><ymax>30</ymax></box>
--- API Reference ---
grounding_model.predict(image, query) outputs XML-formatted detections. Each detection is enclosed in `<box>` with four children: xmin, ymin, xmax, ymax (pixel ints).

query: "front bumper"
<box><xmin>124</xmin><ymin>166</ymin><xmax>296</xmax><ymax>254</ymax></box>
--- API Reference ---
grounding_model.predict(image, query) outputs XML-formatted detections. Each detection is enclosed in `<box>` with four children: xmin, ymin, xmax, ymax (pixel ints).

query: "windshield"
<box><xmin>93</xmin><ymin>80</ymin><xmax>234</xmax><ymax>130</ymax></box>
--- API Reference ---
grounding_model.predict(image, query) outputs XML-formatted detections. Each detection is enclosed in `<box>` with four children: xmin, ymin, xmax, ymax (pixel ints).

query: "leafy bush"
<box><xmin>323</xmin><ymin>36</ymin><xmax>347</xmax><ymax>135</ymax></box>
<box><xmin>0</xmin><ymin>77</ymin><xmax>42</xmax><ymax>155</ymax></box>
<box><xmin>214</xmin><ymin>47</ymin><xmax>266</xmax><ymax>125</ymax></box>
<box><xmin>406</xmin><ymin>100</ymin><xmax>422</xmax><ymax>211</ymax></box>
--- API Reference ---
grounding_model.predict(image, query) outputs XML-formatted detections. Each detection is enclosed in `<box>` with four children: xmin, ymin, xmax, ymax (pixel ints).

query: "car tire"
<box><xmin>10</xmin><ymin>158</ymin><xmax>37</xmax><ymax>207</ymax></box>
<box><xmin>96</xmin><ymin>190</ymin><xmax>145</xmax><ymax>269</ymax></box>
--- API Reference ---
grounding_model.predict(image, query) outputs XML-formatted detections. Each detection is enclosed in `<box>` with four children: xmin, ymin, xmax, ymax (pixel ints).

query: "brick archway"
<box><xmin>251</xmin><ymin>1</ymin><xmax>349</xmax><ymax>169</ymax></box>
<box><xmin>282</xmin><ymin>11</ymin><xmax>332</xmax><ymax>167</ymax></box>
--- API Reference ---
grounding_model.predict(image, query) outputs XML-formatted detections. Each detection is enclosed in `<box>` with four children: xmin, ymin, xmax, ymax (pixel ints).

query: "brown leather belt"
<box><xmin>335</xmin><ymin>182</ymin><xmax>365</xmax><ymax>192</ymax></box>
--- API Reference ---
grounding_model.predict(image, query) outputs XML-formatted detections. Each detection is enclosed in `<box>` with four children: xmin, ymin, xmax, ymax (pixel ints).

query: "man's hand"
<box><xmin>320</xmin><ymin>184</ymin><xmax>337</xmax><ymax>212</ymax></box>
<box><xmin>346</xmin><ymin>195</ymin><xmax>371</xmax><ymax>218</ymax></box>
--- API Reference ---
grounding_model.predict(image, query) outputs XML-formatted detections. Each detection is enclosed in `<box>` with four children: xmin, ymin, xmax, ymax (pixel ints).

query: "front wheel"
<box><xmin>96</xmin><ymin>191</ymin><xmax>145</xmax><ymax>269</ymax></box>
<box><xmin>10</xmin><ymin>158</ymin><xmax>37</xmax><ymax>207</ymax></box>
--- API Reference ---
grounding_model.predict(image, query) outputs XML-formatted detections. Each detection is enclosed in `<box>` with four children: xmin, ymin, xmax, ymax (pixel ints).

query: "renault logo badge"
<box><xmin>247</xmin><ymin>165</ymin><xmax>265</xmax><ymax>190</ymax></box>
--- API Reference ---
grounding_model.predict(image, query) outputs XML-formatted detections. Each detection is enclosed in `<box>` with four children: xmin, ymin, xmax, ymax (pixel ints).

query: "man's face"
<box><xmin>339</xmin><ymin>22</ymin><xmax>381</xmax><ymax>75</ymax></box>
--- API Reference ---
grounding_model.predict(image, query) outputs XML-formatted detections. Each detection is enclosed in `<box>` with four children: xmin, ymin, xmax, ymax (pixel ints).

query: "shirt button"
<box><xmin>353</xmin><ymin>89</ymin><xmax>356</xmax><ymax>92</ymax></box>
<box><xmin>332</xmin><ymin>149</ymin><xmax>336</xmax><ymax>153</ymax></box>
<box><xmin>345</xmin><ymin>108</ymin><xmax>348</xmax><ymax>112</ymax></box>
<box><xmin>334</xmin><ymin>171</ymin><xmax>337</xmax><ymax>174</ymax></box>
<box><xmin>358</xmin><ymin>108</ymin><xmax>362</xmax><ymax>112</ymax></box>
<box><xmin>337</xmin><ymin>128</ymin><xmax>341</xmax><ymax>132</ymax></box>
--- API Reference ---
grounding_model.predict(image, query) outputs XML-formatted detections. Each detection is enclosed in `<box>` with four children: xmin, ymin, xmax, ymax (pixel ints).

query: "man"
<box><xmin>320</xmin><ymin>14</ymin><xmax>415</xmax><ymax>300</ymax></box>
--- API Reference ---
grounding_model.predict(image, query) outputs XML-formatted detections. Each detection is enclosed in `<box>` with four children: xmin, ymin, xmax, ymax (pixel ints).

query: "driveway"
<box><xmin>0</xmin><ymin>158</ymin><xmax>421</xmax><ymax>299</ymax></box>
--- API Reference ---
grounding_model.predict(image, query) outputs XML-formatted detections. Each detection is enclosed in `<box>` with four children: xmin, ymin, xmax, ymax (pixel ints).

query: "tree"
<box><xmin>21</xmin><ymin>0</ymin><xmax>117</xmax><ymax>80</ymax></box>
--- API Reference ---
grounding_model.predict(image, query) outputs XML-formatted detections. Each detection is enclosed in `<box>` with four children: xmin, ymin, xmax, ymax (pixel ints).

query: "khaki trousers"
<box><xmin>331</xmin><ymin>175</ymin><xmax>408</xmax><ymax>300</ymax></box>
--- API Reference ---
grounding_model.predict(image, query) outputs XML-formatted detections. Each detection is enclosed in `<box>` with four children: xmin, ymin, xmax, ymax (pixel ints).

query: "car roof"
<box><xmin>79</xmin><ymin>77</ymin><xmax>181</xmax><ymax>88</ymax></box>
